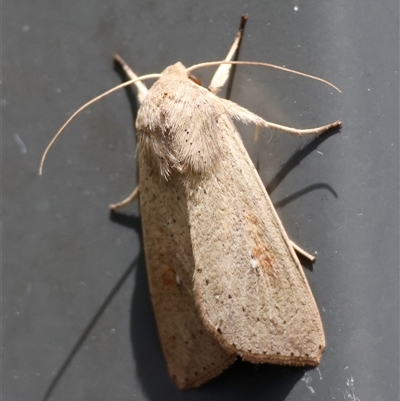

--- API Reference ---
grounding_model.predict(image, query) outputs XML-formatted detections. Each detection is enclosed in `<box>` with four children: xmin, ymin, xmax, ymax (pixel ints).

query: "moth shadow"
<box><xmin>273</xmin><ymin>183</ymin><xmax>338</xmax><ymax>210</ymax></box>
<box><xmin>39</xmin><ymin>211</ymin><xmax>142</xmax><ymax>401</ymax></box>
<box><xmin>200</xmin><ymin>362</ymin><xmax>309</xmax><ymax>400</ymax></box>
<box><xmin>266</xmin><ymin>127</ymin><xmax>341</xmax><ymax>196</ymax></box>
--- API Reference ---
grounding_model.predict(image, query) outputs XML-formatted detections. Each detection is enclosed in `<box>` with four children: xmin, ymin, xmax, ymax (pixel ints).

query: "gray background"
<box><xmin>3</xmin><ymin>1</ymin><xmax>399</xmax><ymax>400</ymax></box>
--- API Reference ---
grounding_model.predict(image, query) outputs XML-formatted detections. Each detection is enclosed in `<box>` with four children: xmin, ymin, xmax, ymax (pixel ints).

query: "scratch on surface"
<box><xmin>331</xmin><ymin>375</ymin><xmax>360</xmax><ymax>400</ymax></box>
<box><xmin>345</xmin><ymin>376</ymin><xmax>360</xmax><ymax>401</ymax></box>
<box><xmin>14</xmin><ymin>133</ymin><xmax>27</xmax><ymax>154</ymax></box>
<box><xmin>302</xmin><ymin>371</ymin><xmax>315</xmax><ymax>394</ymax></box>
<box><xmin>307</xmin><ymin>385</ymin><xmax>315</xmax><ymax>394</ymax></box>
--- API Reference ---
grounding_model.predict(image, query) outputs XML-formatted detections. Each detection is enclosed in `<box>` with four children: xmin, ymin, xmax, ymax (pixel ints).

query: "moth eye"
<box><xmin>217</xmin><ymin>328</ymin><xmax>222</xmax><ymax>334</ymax></box>
<box><xmin>188</xmin><ymin>73</ymin><xmax>202</xmax><ymax>86</ymax></box>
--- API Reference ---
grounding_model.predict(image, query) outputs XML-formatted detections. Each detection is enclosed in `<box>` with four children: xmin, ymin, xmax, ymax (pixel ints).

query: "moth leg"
<box><xmin>223</xmin><ymin>99</ymin><xmax>342</xmax><ymax>136</ymax></box>
<box><xmin>113</xmin><ymin>54</ymin><xmax>149</xmax><ymax>103</ymax></box>
<box><xmin>110</xmin><ymin>56</ymin><xmax>147</xmax><ymax>211</ymax></box>
<box><xmin>208</xmin><ymin>15</ymin><xmax>247</xmax><ymax>95</ymax></box>
<box><xmin>264</xmin><ymin>119</ymin><xmax>342</xmax><ymax>137</ymax></box>
<box><xmin>109</xmin><ymin>185</ymin><xmax>140</xmax><ymax>211</ymax></box>
<box><xmin>290</xmin><ymin>240</ymin><xmax>316</xmax><ymax>262</ymax></box>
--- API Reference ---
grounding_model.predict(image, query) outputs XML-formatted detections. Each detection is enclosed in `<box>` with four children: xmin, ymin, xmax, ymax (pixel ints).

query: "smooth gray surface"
<box><xmin>4</xmin><ymin>1</ymin><xmax>399</xmax><ymax>400</ymax></box>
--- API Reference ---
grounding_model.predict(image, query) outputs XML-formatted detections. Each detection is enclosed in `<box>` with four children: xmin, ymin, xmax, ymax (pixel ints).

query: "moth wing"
<box><xmin>138</xmin><ymin>152</ymin><xmax>235</xmax><ymax>389</ymax></box>
<box><xmin>188</xmin><ymin>118</ymin><xmax>325</xmax><ymax>366</ymax></box>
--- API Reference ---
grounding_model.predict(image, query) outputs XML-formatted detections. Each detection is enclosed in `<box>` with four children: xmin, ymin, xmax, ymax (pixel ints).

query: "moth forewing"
<box><xmin>186</xmin><ymin>107</ymin><xmax>325</xmax><ymax>365</ymax></box>
<box><xmin>134</xmin><ymin>63</ymin><xmax>237</xmax><ymax>389</ymax></box>
<box><xmin>137</xmin><ymin>154</ymin><xmax>235</xmax><ymax>389</ymax></box>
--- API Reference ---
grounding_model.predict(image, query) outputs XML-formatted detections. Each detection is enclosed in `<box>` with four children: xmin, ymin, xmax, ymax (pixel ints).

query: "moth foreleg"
<box><xmin>110</xmin><ymin>56</ymin><xmax>148</xmax><ymax>212</ymax></box>
<box><xmin>224</xmin><ymin>99</ymin><xmax>342</xmax><ymax>136</ymax></box>
<box><xmin>113</xmin><ymin>54</ymin><xmax>149</xmax><ymax>103</ymax></box>
<box><xmin>265</xmin><ymin>119</ymin><xmax>342</xmax><ymax>137</ymax></box>
<box><xmin>208</xmin><ymin>15</ymin><xmax>247</xmax><ymax>95</ymax></box>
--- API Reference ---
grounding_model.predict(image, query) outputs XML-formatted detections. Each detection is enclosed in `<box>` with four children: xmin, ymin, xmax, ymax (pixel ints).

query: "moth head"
<box><xmin>136</xmin><ymin>63</ymin><xmax>228</xmax><ymax>181</ymax></box>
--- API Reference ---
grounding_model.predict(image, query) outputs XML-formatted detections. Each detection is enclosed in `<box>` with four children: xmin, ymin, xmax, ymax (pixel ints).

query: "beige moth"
<box><xmin>40</xmin><ymin>16</ymin><xmax>341</xmax><ymax>390</ymax></box>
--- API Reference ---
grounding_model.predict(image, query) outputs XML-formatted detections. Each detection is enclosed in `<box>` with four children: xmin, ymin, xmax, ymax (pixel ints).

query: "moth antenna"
<box><xmin>187</xmin><ymin>61</ymin><xmax>341</xmax><ymax>93</ymax></box>
<box><xmin>39</xmin><ymin>73</ymin><xmax>161</xmax><ymax>175</ymax></box>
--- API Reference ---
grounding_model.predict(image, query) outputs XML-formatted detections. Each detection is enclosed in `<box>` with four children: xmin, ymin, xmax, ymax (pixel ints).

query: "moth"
<box><xmin>40</xmin><ymin>16</ymin><xmax>341</xmax><ymax>390</ymax></box>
